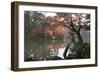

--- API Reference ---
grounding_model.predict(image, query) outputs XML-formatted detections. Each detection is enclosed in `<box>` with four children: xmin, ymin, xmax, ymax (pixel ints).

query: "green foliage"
<box><xmin>24</xmin><ymin>11</ymin><xmax>31</xmax><ymax>36</ymax></box>
<box><xmin>24</xmin><ymin>11</ymin><xmax>48</xmax><ymax>38</ymax></box>
<box><xmin>31</xmin><ymin>11</ymin><xmax>48</xmax><ymax>29</ymax></box>
<box><xmin>24</xmin><ymin>11</ymin><xmax>49</xmax><ymax>59</ymax></box>
<box><xmin>68</xmin><ymin>42</ymin><xmax>90</xmax><ymax>59</ymax></box>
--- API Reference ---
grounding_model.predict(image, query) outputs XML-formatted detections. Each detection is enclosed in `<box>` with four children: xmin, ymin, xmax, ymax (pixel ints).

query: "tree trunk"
<box><xmin>76</xmin><ymin>31</ymin><xmax>83</xmax><ymax>43</ymax></box>
<box><xmin>63</xmin><ymin>43</ymin><xmax>70</xmax><ymax>59</ymax></box>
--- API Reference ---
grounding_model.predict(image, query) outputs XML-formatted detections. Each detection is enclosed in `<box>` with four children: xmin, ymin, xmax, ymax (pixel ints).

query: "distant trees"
<box><xmin>24</xmin><ymin>11</ymin><xmax>90</xmax><ymax>43</ymax></box>
<box><xmin>24</xmin><ymin>11</ymin><xmax>49</xmax><ymax>59</ymax></box>
<box><xmin>24</xmin><ymin>11</ymin><xmax>31</xmax><ymax>39</ymax></box>
<box><xmin>24</xmin><ymin>11</ymin><xmax>32</xmax><ymax>59</ymax></box>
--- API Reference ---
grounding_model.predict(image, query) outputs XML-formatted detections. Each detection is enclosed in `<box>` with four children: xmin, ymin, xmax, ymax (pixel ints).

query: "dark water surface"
<box><xmin>24</xmin><ymin>31</ymin><xmax>90</xmax><ymax>61</ymax></box>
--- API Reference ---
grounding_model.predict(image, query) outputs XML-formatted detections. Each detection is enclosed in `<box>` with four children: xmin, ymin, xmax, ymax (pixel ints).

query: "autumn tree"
<box><xmin>56</xmin><ymin>13</ymin><xmax>90</xmax><ymax>43</ymax></box>
<box><xmin>54</xmin><ymin>13</ymin><xmax>90</xmax><ymax>59</ymax></box>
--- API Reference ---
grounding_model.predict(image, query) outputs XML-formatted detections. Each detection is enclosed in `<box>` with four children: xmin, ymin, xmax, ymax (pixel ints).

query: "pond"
<box><xmin>24</xmin><ymin>31</ymin><xmax>90</xmax><ymax>61</ymax></box>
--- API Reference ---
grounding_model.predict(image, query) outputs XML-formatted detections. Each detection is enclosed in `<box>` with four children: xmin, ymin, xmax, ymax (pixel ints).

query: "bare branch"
<box><xmin>63</xmin><ymin>24</ymin><xmax>72</xmax><ymax>30</ymax></box>
<box><xmin>70</xmin><ymin>19</ymin><xmax>78</xmax><ymax>32</ymax></box>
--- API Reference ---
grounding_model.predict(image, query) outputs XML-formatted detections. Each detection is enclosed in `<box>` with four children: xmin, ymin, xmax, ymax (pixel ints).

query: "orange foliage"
<box><xmin>43</xmin><ymin>21</ymin><xmax>70</xmax><ymax>38</ymax></box>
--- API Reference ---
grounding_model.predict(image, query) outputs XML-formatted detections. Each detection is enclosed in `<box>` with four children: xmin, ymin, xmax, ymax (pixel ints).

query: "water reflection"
<box><xmin>24</xmin><ymin>39</ymin><xmax>70</xmax><ymax>61</ymax></box>
<box><xmin>24</xmin><ymin>31</ymin><xmax>90</xmax><ymax>61</ymax></box>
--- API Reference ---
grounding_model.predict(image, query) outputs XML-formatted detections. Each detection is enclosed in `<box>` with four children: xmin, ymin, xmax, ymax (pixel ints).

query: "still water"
<box><xmin>24</xmin><ymin>31</ymin><xmax>90</xmax><ymax>61</ymax></box>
